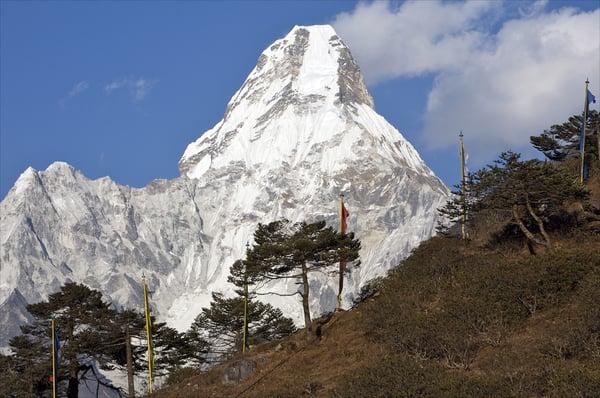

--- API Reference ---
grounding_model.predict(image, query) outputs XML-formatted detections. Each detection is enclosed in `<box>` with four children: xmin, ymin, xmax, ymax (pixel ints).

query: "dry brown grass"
<box><xmin>154</xmin><ymin>308</ymin><xmax>380</xmax><ymax>397</ymax></box>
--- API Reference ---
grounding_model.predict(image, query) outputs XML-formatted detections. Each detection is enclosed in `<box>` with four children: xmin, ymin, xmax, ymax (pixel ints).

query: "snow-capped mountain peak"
<box><xmin>1</xmin><ymin>24</ymin><xmax>449</xmax><ymax>348</ymax></box>
<box><xmin>179</xmin><ymin>24</ymin><xmax>429</xmax><ymax>186</ymax></box>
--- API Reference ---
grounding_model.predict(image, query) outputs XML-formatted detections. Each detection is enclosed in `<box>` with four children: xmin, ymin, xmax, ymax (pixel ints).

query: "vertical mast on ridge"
<box><xmin>142</xmin><ymin>275</ymin><xmax>154</xmax><ymax>394</ymax></box>
<box><xmin>459</xmin><ymin>132</ymin><xmax>467</xmax><ymax>240</ymax></box>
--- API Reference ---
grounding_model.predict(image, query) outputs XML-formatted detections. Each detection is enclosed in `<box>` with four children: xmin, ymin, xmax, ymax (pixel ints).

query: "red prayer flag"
<box><xmin>341</xmin><ymin>202</ymin><xmax>349</xmax><ymax>234</ymax></box>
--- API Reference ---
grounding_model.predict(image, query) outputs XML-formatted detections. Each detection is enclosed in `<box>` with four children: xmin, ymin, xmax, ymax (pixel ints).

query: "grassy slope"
<box><xmin>156</xmin><ymin>229</ymin><xmax>599</xmax><ymax>398</ymax></box>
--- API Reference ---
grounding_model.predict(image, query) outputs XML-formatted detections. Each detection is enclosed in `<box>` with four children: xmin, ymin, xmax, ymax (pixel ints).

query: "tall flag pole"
<box><xmin>337</xmin><ymin>193</ymin><xmax>349</xmax><ymax>310</ymax></box>
<box><xmin>142</xmin><ymin>275</ymin><xmax>154</xmax><ymax>394</ymax></box>
<box><xmin>242</xmin><ymin>241</ymin><xmax>249</xmax><ymax>353</ymax></box>
<box><xmin>580</xmin><ymin>79</ymin><xmax>596</xmax><ymax>183</ymax></box>
<box><xmin>459</xmin><ymin>132</ymin><xmax>467</xmax><ymax>240</ymax></box>
<box><xmin>581</xmin><ymin>79</ymin><xmax>590</xmax><ymax>184</ymax></box>
<box><xmin>51</xmin><ymin>319</ymin><xmax>58</xmax><ymax>398</ymax></box>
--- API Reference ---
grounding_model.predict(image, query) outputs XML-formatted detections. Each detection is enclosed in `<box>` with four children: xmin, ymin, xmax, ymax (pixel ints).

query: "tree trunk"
<box><xmin>526</xmin><ymin>238</ymin><xmax>536</xmax><ymax>255</ymax></box>
<box><xmin>300</xmin><ymin>262</ymin><xmax>312</xmax><ymax>336</ymax></box>
<box><xmin>126</xmin><ymin>324</ymin><xmax>135</xmax><ymax>398</ymax></box>
<box><xmin>596</xmin><ymin>125</ymin><xmax>599</xmax><ymax>170</ymax></box>
<box><xmin>67</xmin><ymin>367</ymin><xmax>79</xmax><ymax>398</ymax></box>
<box><xmin>525</xmin><ymin>197</ymin><xmax>551</xmax><ymax>247</ymax></box>
<box><xmin>337</xmin><ymin>260</ymin><xmax>346</xmax><ymax>310</ymax></box>
<box><xmin>512</xmin><ymin>205</ymin><xmax>547</xmax><ymax>249</ymax></box>
<box><xmin>67</xmin><ymin>322</ymin><xmax>79</xmax><ymax>398</ymax></box>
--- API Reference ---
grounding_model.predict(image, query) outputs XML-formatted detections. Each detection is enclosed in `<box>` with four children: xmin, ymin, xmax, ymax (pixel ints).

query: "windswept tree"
<box><xmin>530</xmin><ymin>110</ymin><xmax>599</xmax><ymax>162</ymax></box>
<box><xmin>471</xmin><ymin>152</ymin><xmax>587</xmax><ymax>250</ymax></box>
<box><xmin>246</xmin><ymin>220</ymin><xmax>361</xmax><ymax>336</ymax></box>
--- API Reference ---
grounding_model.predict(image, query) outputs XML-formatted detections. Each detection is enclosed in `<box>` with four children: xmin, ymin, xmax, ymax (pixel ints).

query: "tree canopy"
<box><xmin>186</xmin><ymin>292</ymin><xmax>295</xmax><ymax>361</ymax></box>
<box><xmin>530</xmin><ymin>110</ymin><xmax>599</xmax><ymax>162</ymax></box>
<box><xmin>3</xmin><ymin>282</ymin><xmax>192</xmax><ymax>398</ymax></box>
<box><xmin>245</xmin><ymin>220</ymin><xmax>361</xmax><ymax>335</ymax></box>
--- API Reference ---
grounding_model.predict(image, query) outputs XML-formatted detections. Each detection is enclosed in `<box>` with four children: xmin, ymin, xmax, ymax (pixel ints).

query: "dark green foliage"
<box><xmin>229</xmin><ymin>258</ymin><xmax>262</xmax><ymax>292</ymax></box>
<box><xmin>186</xmin><ymin>234</ymin><xmax>297</xmax><ymax>364</ymax></box>
<box><xmin>186</xmin><ymin>292</ymin><xmax>295</xmax><ymax>359</ymax></box>
<box><xmin>246</xmin><ymin>219</ymin><xmax>360</xmax><ymax>331</ymax></box>
<box><xmin>0</xmin><ymin>336</ymin><xmax>52</xmax><ymax>397</ymax></box>
<box><xmin>436</xmin><ymin>172</ymin><xmax>476</xmax><ymax>237</ymax></box>
<box><xmin>472</xmin><ymin>152</ymin><xmax>586</xmax><ymax>215</ymax></box>
<box><xmin>99</xmin><ymin>309</ymin><xmax>147</xmax><ymax>371</ymax></box>
<box><xmin>530</xmin><ymin>110</ymin><xmax>599</xmax><ymax>162</ymax></box>
<box><xmin>440</xmin><ymin>151</ymin><xmax>588</xmax><ymax>248</ymax></box>
<box><xmin>18</xmin><ymin>282</ymin><xmax>115</xmax><ymax>397</ymax></box>
<box><xmin>248</xmin><ymin>220</ymin><xmax>361</xmax><ymax>278</ymax></box>
<box><xmin>152</xmin><ymin>322</ymin><xmax>193</xmax><ymax>373</ymax></box>
<box><xmin>6</xmin><ymin>283</ymin><xmax>192</xmax><ymax>397</ymax></box>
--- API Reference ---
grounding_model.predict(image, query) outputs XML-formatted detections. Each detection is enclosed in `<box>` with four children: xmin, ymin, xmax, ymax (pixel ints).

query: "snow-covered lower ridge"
<box><xmin>0</xmin><ymin>24</ymin><xmax>450</xmax><ymax>346</ymax></box>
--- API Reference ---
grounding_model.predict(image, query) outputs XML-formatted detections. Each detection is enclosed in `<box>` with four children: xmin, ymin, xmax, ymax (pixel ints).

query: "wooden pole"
<box><xmin>337</xmin><ymin>193</ymin><xmax>346</xmax><ymax>310</ymax></box>
<box><xmin>459</xmin><ymin>132</ymin><xmax>467</xmax><ymax>240</ymax></box>
<box><xmin>51</xmin><ymin>319</ymin><xmax>57</xmax><ymax>398</ymax></box>
<box><xmin>242</xmin><ymin>242</ymin><xmax>249</xmax><ymax>353</ymax></box>
<box><xmin>142</xmin><ymin>275</ymin><xmax>154</xmax><ymax>394</ymax></box>
<box><xmin>125</xmin><ymin>322</ymin><xmax>135</xmax><ymax>398</ymax></box>
<box><xmin>581</xmin><ymin>79</ymin><xmax>589</xmax><ymax>184</ymax></box>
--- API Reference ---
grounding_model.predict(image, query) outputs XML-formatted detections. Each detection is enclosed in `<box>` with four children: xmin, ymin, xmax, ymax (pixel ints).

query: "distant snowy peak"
<box><xmin>229</xmin><ymin>24</ymin><xmax>373</xmax><ymax>110</ymax></box>
<box><xmin>178</xmin><ymin>24</ymin><xmax>377</xmax><ymax>177</ymax></box>
<box><xmin>178</xmin><ymin>24</ymin><xmax>436</xmax><ymax>186</ymax></box>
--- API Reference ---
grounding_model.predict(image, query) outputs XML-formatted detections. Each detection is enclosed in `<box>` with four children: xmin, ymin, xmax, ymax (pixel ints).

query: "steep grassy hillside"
<box><xmin>155</xmin><ymin>229</ymin><xmax>600</xmax><ymax>398</ymax></box>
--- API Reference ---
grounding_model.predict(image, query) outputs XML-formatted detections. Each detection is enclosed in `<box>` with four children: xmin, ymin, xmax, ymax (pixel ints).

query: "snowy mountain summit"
<box><xmin>0</xmin><ymin>25</ymin><xmax>449</xmax><ymax>346</ymax></box>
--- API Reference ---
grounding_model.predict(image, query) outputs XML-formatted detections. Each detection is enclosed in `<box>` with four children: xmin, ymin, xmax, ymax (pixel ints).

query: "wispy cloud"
<box><xmin>104</xmin><ymin>79</ymin><xmax>128</xmax><ymax>94</ymax></box>
<box><xmin>59</xmin><ymin>80</ymin><xmax>90</xmax><ymax>107</ymax></box>
<box><xmin>104</xmin><ymin>76</ymin><xmax>158</xmax><ymax>103</ymax></box>
<box><xmin>333</xmin><ymin>1</ymin><xmax>600</xmax><ymax>162</ymax></box>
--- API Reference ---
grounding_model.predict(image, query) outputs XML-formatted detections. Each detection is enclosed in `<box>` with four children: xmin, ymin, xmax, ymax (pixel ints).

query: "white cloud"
<box><xmin>67</xmin><ymin>80</ymin><xmax>90</xmax><ymax>97</ymax></box>
<box><xmin>333</xmin><ymin>1</ymin><xmax>501</xmax><ymax>83</ymax></box>
<box><xmin>333</xmin><ymin>1</ymin><xmax>600</xmax><ymax>161</ymax></box>
<box><xmin>59</xmin><ymin>80</ymin><xmax>90</xmax><ymax>107</ymax></box>
<box><xmin>104</xmin><ymin>79</ymin><xmax>127</xmax><ymax>94</ymax></box>
<box><xmin>104</xmin><ymin>77</ymin><xmax>158</xmax><ymax>103</ymax></box>
<box><xmin>131</xmin><ymin>78</ymin><xmax>156</xmax><ymax>102</ymax></box>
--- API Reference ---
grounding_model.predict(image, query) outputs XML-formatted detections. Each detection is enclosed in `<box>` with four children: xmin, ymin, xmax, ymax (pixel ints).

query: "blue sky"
<box><xmin>1</xmin><ymin>0</ymin><xmax>599</xmax><ymax>199</ymax></box>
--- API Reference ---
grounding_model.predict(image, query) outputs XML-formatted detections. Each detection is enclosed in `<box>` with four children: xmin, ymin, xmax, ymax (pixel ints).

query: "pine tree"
<box><xmin>21</xmin><ymin>282</ymin><xmax>118</xmax><ymax>398</ymax></box>
<box><xmin>246</xmin><ymin>220</ymin><xmax>361</xmax><ymax>337</ymax></box>
<box><xmin>1</xmin><ymin>335</ymin><xmax>52</xmax><ymax>397</ymax></box>
<box><xmin>469</xmin><ymin>152</ymin><xmax>587</xmax><ymax>250</ymax></box>
<box><xmin>93</xmin><ymin>307</ymin><xmax>192</xmax><ymax>396</ymax></box>
<box><xmin>7</xmin><ymin>283</ymin><xmax>192</xmax><ymax>398</ymax></box>
<box><xmin>437</xmin><ymin>172</ymin><xmax>476</xmax><ymax>238</ymax></box>
<box><xmin>530</xmin><ymin>110</ymin><xmax>599</xmax><ymax>162</ymax></box>
<box><xmin>186</xmin><ymin>293</ymin><xmax>295</xmax><ymax>361</ymax></box>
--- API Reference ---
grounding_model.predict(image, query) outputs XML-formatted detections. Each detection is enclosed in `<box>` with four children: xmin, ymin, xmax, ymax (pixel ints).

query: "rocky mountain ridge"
<box><xmin>0</xmin><ymin>25</ymin><xmax>449</xmax><ymax>348</ymax></box>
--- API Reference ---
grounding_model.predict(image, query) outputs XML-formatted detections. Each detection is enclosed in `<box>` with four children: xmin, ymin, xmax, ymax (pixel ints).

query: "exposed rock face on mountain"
<box><xmin>0</xmin><ymin>25</ymin><xmax>449</xmax><ymax>347</ymax></box>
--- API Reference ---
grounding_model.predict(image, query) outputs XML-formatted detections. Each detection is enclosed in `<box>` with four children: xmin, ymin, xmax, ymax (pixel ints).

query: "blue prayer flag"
<box><xmin>588</xmin><ymin>89</ymin><xmax>596</xmax><ymax>105</ymax></box>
